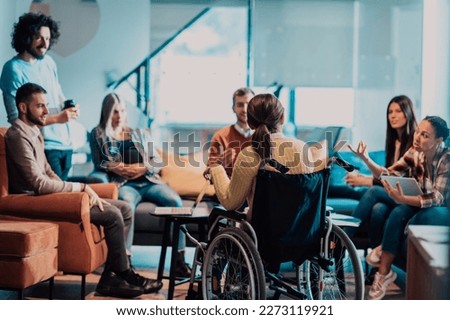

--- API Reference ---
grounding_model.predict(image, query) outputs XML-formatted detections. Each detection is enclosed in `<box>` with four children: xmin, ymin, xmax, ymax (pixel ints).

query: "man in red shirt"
<box><xmin>205</xmin><ymin>87</ymin><xmax>255</xmax><ymax>177</ymax></box>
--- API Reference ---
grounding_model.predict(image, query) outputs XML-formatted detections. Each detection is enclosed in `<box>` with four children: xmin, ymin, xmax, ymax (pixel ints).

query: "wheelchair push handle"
<box><xmin>328</xmin><ymin>156</ymin><xmax>355</xmax><ymax>172</ymax></box>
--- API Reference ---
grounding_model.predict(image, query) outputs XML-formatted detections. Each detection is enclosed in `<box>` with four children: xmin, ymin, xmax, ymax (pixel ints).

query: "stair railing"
<box><xmin>107</xmin><ymin>8</ymin><xmax>211</xmax><ymax>125</ymax></box>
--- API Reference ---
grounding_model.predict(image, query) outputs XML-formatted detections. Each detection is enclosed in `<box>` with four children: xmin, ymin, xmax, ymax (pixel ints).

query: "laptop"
<box><xmin>329</xmin><ymin>212</ymin><xmax>361</xmax><ymax>228</ymax></box>
<box><xmin>380</xmin><ymin>175</ymin><xmax>423</xmax><ymax>196</ymax></box>
<box><xmin>153</xmin><ymin>181</ymin><xmax>210</xmax><ymax>216</ymax></box>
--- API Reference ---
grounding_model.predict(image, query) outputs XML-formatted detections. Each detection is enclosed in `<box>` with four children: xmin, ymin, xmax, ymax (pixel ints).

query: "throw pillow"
<box><xmin>159</xmin><ymin>150</ymin><xmax>215</xmax><ymax>197</ymax></box>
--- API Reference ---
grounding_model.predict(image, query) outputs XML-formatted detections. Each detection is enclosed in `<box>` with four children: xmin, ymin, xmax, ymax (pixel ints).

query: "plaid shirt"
<box><xmin>388</xmin><ymin>143</ymin><xmax>449</xmax><ymax>208</ymax></box>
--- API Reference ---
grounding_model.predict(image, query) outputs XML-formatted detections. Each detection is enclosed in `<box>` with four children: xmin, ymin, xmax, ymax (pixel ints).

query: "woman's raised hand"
<box><xmin>348</xmin><ymin>141</ymin><xmax>369</xmax><ymax>162</ymax></box>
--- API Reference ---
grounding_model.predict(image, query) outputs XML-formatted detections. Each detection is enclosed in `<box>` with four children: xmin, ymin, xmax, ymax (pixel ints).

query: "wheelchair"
<box><xmin>183</xmin><ymin>157</ymin><xmax>364</xmax><ymax>300</ymax></box>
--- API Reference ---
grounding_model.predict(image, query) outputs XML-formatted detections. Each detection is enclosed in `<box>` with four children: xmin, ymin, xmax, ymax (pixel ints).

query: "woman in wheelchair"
<box><xmin>208</xmin><ymin>93</ymin><xmax>314</xmax><ymax>221</ymax></box>
<box><xmin>201</xmin><ymin>93</ymin><xmax>364</xmax><ymax>300</ymax></box>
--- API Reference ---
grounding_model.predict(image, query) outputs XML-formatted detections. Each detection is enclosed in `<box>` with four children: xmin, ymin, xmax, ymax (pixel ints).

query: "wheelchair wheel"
<box><xmin>297</xmin><ymin>224</ymin><xmax>364</xmax><ymax>300</ymax></box>
<box><xmin>296</xmin><ymin>260</ymin><xmax>314</xmax><ymax>300</ymax></box>
<box><xmin>202</xmin><ymin>227</ymin><xmax>266</xmax><ymax>300</ymax></box>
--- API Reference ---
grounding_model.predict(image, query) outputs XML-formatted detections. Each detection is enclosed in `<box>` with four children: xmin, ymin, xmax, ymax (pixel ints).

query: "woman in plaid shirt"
<box><xmin>352</xmin><ymin>116</ymin><xmax>449</xmax><ymax>299</ymax></box>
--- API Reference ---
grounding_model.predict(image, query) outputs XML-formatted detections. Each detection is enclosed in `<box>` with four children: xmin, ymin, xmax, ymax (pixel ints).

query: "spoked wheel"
<box><xmin>202</xmin><ymin>227</ymin><xmax>266</xmax><ymax>300</ymax></box>
<box><xmin>296</xmin><ymin>260</ymin><xmax>314</xmax><ymax>300</ymax></box>
<box><xmin>297</xmin><ymin>224</ymin><xmax>364</xmax><ymax>300</ymax></box>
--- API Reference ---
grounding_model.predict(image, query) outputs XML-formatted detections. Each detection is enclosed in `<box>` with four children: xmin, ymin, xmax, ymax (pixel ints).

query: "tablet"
<box><xmin>380</xmin><ymin>176</ymin><xmax>423</xmax><ymax>196</ymax></box>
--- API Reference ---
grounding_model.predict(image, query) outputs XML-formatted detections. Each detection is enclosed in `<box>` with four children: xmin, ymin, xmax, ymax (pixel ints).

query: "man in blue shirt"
<box><xmin>0</xmin><ymin>12</ymin><xmax>78</xmax><ymax>180</ymax></box>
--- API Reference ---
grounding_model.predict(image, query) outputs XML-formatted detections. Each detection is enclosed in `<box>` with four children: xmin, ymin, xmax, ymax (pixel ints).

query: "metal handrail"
<box><xmin>106</xmin><ymin>7</ymin><xmax>211</xmax><ymax>127</ymax></box>
<box><xmin>107</xmin><ymin>7</ymin><xmax>211</xmax><ymax>90</ymax></box>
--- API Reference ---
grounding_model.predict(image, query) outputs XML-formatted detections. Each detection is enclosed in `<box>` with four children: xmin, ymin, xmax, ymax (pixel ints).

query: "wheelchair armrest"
<box><xmin>207</xmin><ymin>208</ymin><xmax>249</xmax><ymax>241</ymax></box>
<box><xmin>218</xmin><ymin>210</ymin><xmax>247</xmax><ymax>222</ymax></box>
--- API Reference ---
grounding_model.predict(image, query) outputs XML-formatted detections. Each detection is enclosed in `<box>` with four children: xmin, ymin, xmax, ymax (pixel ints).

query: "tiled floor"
<box><xmin>0</xmin><ymin>245</ymin><xmax>405</xmax><ymax>300</ymax></box>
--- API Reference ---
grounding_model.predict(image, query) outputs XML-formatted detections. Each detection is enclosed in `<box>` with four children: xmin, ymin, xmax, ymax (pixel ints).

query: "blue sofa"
<box><xmin>326</xmin><ymin>150</ymin><xmax>386</xmax><ymax>254</ymax></box>
<box><xmin>326</xmin><ymin>150</ymin><xmax>385</xmax><ymax>214</ymax></box>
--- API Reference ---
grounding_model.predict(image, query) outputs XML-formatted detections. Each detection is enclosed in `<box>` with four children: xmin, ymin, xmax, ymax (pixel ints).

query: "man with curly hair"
<box><xmin>0</xmin><ymin>12</ymin><xmax>79</xmax><ymax>180</ymax></box>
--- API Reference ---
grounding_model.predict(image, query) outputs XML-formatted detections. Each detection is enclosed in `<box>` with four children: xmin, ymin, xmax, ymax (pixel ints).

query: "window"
<box><xmin>151</xmin><ymin>7</ymin><xmax>248</xmax><ymax>125</ymax></box>
<box><xmin>295</xmin><ymin>87</ymin><xmax>354</xmax><ymax>127</ymax></box>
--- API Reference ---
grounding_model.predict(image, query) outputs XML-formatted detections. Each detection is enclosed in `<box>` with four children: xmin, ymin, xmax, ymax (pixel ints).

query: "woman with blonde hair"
<box><xmin>90</xmin><ymin>92</ymin><xmax>191</xmax><ymax>277</ymax></box>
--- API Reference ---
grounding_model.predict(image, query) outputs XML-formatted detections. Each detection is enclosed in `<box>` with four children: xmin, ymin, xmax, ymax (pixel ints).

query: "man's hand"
<box><xmin>57</xmin><ymin>105</ymin><xmax>80</xmax><ymax>123</ymax></box>
<box><xmin>44</xmin><ymin>105</ymin><xmax>80</xmax><ymax>125</ymax></box>
<box><xmin>84</xmin><ymin>184</ymin><xmax>108</xmax><ymax>211</ymax></box>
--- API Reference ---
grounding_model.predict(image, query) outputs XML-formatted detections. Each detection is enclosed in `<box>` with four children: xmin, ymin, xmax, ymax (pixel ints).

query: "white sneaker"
<box><xmin>368</xmin><ymin>270</ymin><xmax>397</xmax><ymax>300</ymax></box>
<box><xmin>366</xmin><ymin>246</ymin><xmax>382</xmax><ymax>267</ymax></box>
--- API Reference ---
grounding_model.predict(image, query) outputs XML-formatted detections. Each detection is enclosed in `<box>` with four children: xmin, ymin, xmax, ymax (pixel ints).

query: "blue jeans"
<box><xmin>346</xmin><ymin>186</ymin><xmax>397</xmax><ymax>245</ymax></box>
<box><xmin>45</xmin><ymin>149</ymin><xmax>73</xmax><ymax>181</ymax></box>
<box><xmin>394</xmin><ymin>207</ymin><xmax>450</xmax><ymax>270</ymax></box>
<box><xmin>408</xmin><ymin>206</ymin><xmax>450</xmax><ymax>226</ymax></box>
<box><xmin>381</xmin><ymin>205</ymin><xmax>420</xmax><ymax>255</ymax></box>
<box><xmin>120</xmin><ymin>181</ymin><xmax>185</xmax><ymax>251</ymax></box>
<box><xmin>369</xmin><ymin>202</ymin><xmax>391</xmax><ymax>247</ymax></box>
<box><xmin>393</xmin><ymin>206</ymin><xmax>450</xmax><ymax>270</ymax></box>
<box><xmin>118</xmin><ymin>186</ymin><xmax>142</xmax><ymax>251</ymax></box>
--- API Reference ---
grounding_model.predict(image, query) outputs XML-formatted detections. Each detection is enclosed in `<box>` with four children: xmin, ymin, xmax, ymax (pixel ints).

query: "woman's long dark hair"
<box><xmin>385</xmin><ymin>95</ymin><xmax>417</xmax><ymax>166</ymax></box>
<box><xmin>424</xmin><ymin>116</ymin><xmax>449</xmax><ymax>141</ymax></box>
<box><xmin>247</xmin><ymin>94</ymin><xmax>284</xmax><ymax>160</ymax></box>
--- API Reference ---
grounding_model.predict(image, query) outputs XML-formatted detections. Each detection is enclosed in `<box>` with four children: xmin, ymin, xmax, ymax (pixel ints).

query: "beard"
<box><xmin>26</xmin><ymin>112</ymin><xmax>46</xmax><ymax>126</ymax></box>
<box><xmin>26</xmin><ymin>45</ymin><xmax>47</xmax><ymax>60</ymax></box>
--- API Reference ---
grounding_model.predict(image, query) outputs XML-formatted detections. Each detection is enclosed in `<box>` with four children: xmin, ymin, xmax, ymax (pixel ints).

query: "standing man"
<box><xmin>205</xmin><ymin>87</ymin><xmax>255</xmax><ymax>177</ymax></box>
<box><xmin>6</xmin><ymin>82</ymin><xmax>163</xmax><ymax>298</ymax></box>
<box><xmin>0</xmin><ymin>12</ymin><xmax>77</xmax><ymax>180</ymax></box>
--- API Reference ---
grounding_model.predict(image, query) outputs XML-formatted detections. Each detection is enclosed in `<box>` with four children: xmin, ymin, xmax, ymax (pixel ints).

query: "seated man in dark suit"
<box><xmin>5</xmin><ymin>82</ymin><xmax>162</xmax><ymax>298</ymax></box>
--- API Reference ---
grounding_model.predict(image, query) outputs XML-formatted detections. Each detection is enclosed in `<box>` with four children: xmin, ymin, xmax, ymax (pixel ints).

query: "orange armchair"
<box><xmin>0</xmin><ymin>128</ymin><xmax>117</xmax><ymax>298</ymax></box>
